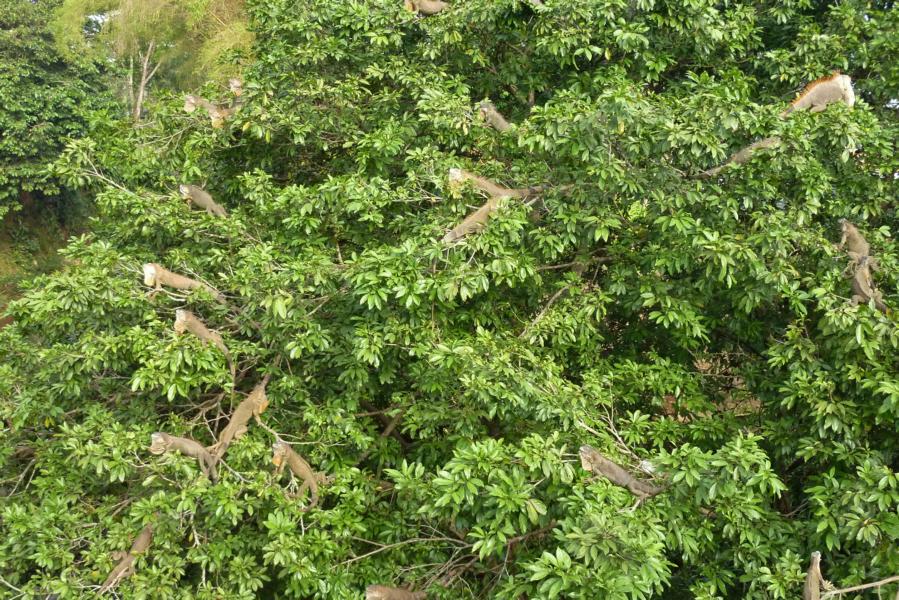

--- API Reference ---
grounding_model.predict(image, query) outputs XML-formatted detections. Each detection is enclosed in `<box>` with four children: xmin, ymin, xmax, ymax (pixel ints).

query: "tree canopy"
<box><xmin>1</xmin><ymin>0</ymin><xmax>898</xmax><ymax>598</ymax></box>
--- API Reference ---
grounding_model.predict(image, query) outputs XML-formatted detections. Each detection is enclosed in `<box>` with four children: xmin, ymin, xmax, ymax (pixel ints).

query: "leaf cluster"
<box><xmin>1</xmin><ymin>0</ymin><xmax>898</xmax><ymax>597</ymax></box>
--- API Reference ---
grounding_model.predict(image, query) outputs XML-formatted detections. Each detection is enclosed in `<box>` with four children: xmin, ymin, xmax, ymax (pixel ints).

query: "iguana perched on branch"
<box><xmin>836</xmin><ymin>219</ymin><xmax>879</xmax><ymax>271</ymax></box>
<box><xmin>142</xmin><ymin>263</ymin><xmax>226</xmax><ymax>304</ymax></box>
<box><xmin>179</xmin><ymin>184</ymin><xmax>228</xmax><ymax>217</ymax></box>
<box><xmin>579</xmin><ymin>445</ymin><xmax>664</xmax><ymax>498</ymax></box>
<box><xmin>699</xmin><ymin>136</ymin><xmax>781</xmax><ymax>178</ymax></box>
<box><xmin>442</xmin><ymin>168</ymin><xmax>544</xmax><ymax>243</ymax></box>
<box><xmin>149</xmin><ymin>432</ymin><xmax>218</xmax><ymax>482</ymax></box>
<box><xmin>98</xmin><ymin>520</ymin><xmax>155</xmax><ymax>594</ymax></box>
<box><xmin>404</xmin><ymin>0</ymin><xmax>447</xmax><ymax>15</ymax></box>
<box><xmin>478</xmin><ymin>101</ymin><xmax>512</xmax><ymax>132</ymax></box>
<box><xmin>781</xmin><ymin>72</ymin><xmax>855</xmax><ymax>116</ymax></box>
<box><xmin>803</xmin><ymin>551</ymin><xmax>834</xmax><ymax>600</ymax></box>
<box><xmin>849</xmin><ymin>256</ymin><xmax>888</xmax><ymax>313</ymax></box>
<box><xmin>271</xmin><ymin>441</ymin><xmax>329</xmax><ymax>510</ymax></box>
<box><xmin>174</xmin><ymin>309</ymin><xmax>235</xmax><ymax>379</ymax></box>
<box><xmin>209</xmin><ymin>377</ymin><xmax>271</xmax><ymax>458</ymax></box>
<box><xmin>183</xmin><ymin>81</ymin><xmax>243</xmax><ymax>128</ymax></box>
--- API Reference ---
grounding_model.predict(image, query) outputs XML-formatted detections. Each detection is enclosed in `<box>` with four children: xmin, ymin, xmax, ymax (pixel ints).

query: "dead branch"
<box><xmin>507</xmin><ymin>521</ymin><xmax>557</xmax><ymax>546</ymax></box>
<box><xmin>821</xmin><ymin>575</ymin><xmax>899</xmax><ymax>598</ymax></box>
<box><xmin>535</xmin><ymin>256</ymin><xmax>611</xmax><ymax>271</ymax></box>
<box><xmin>133</xmin><ymin>41</ymin><xmax>158</xmax><ymax>123</ymax></box>
<box><xmin>341</xmin><ymin>537</ymin><xmax>471</xmax><ymax>566</ymax></box>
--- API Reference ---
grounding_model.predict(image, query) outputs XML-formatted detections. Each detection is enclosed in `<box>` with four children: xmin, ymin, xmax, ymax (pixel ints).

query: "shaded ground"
<box><xmin>0</xmin><ymin>195</ymin><xmax>88</xmax><ymax>312</ymax></box>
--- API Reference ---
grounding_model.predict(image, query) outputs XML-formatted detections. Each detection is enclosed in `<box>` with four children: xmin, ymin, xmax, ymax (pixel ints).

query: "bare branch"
<box><xmin>519</xmin><ymin>286</ymin><xmax>569</xmax><ymax>338</ymax></box>
<box><xmin>536</xmin><ymin>256</ymin><xmax>611</xmax><ymax>271</ymax></box>
<box><xmin>340</xmin><ymin>537</ymin><xmax>471</xmax><ymax>566</ymax></box>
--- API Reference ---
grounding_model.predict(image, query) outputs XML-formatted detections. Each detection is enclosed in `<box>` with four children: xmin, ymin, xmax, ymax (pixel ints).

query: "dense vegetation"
<box><xmin>1</xmin><ymin>0</ymin><xmax>897</xmax><ymax>598</ymax></box>
<box><xmin>0</xmin><ymin>0</ymin><xmax>110</xmax><ymax>214</ymax></box>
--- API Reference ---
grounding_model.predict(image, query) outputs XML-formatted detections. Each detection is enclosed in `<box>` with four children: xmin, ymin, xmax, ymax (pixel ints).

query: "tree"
<box><xmin>2</xmin><ymin>0</ymin><xmax>898</xmax><ymax>598</ymax></box>
<box><xmin>0</xmin><ymin>0</ymin><xmax>111</xmax><ymax>215</ymax></box>
<box><xmin>52</xmin><ymin>0</ymin><xmax>253</xmax><ymax>102</ymax></box>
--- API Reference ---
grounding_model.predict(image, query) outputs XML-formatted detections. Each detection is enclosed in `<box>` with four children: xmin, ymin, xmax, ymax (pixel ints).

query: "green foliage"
<box><xmin>2</xmin><ymin>0</ymin><xmax>898</xmax><ymax>598</ymax></box>
<box><xmin>0</xmin><ymin>0</ymin><xmax>111</xmax><ymax>214</ymax></box>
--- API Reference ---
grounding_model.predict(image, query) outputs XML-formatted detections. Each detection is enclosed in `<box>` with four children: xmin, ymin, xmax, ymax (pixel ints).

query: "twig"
<box><xmin>575</xmin><ymin>420</ymin><xmax>605</xmax><ymax>439</ymax></box>
<box><xmin>360</xmin><ymin>401</ymin><xmax>409</xmax><ymax>448</ymax></box>
<box><xmin>355</xmin><ymin>409</ymin><xmax>391</xmax><ymax>417</ymax></box>
<box><xmin>306</xmin><ymin>295</ymin><xmax>332</xmax><ymax>317</ymax></box>
<box><xmin>507</xmin><ymin>521</ymin><xmax>557</xmax><ymax>546</ymax></box>
<box><xmin>433</xmin><ymin>554</ymin><xmax>477</xmax><ymax>590</ymax></box>
<box><xmin>0</xmin><ymin>574</ymin><xmax>24</xmax><ymax>596</ymax></box>
<box><xmin>5</xmin><ymin>459</ymin><xmax>36</xmax><ymax>496</ymax></box>
<box><xmin>600</xmin><ymin>412</ymin><xmax>643</xmax><ymax>463</ymax></box>
<box><xmin>254</xmin><ymin>415</ymin><xmax>283</xmax><ymax>441</ymax></box>
<box><xmin>535</xmin><ymin>256</ymin><xmax>611</xmax><ymax>271</ymax></box>
<box><xmin>84</xmin><ymin>158</ymin><xmax>137</xmax><ymax>195</ymax></box>
<box><xmin>216</xmin><ymin>457</ymin><xmax>248</xmax><ymax>483</ymax></box>
<box><xmin>536</xmin><ymin>261</ymin><xmax>581</xmax><ymax>271</ymax></box>
<box><xmin>108</xmin><ymin>497</ymin><xmax>135</xmax><ymax>519</ymax></box>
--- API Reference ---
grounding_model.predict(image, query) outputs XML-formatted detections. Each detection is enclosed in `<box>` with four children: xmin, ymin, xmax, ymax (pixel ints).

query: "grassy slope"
<box><xmin>0</xmin><ymin>200</ymin><xmax>80</xmax><ymax>310</ymax></box>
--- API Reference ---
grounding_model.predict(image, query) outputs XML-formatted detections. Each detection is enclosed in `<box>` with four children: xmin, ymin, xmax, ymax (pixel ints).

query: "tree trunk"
<box><xmin>132</xmin><ymin>41</ymin><xmax>159</xmax><ymax>123</ymax></box>
<box><xmin>127</xmin><ymin>55</ymin><xmax>134</xmax><ymax>110</ymax></box>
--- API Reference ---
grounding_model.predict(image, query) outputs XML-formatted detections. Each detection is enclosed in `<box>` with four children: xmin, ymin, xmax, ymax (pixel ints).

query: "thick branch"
<box><xmin>357</xmin><ymin>408</ymin><xmax>407</xmax><ymax>464</ymax></box>
<box><xmin>127</xmin><ymin>55</ymin><xmax>134</xmax><ymax>109</ymax></box>
<box><xmin>360</xmin><ymin>401</ymin><xmax>409</xmax><ymax>449</ymax></box>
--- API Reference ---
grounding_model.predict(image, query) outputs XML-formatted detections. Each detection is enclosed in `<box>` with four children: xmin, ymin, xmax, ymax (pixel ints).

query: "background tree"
<box><xmin>52</xmin><ymin>0</ymin><xmax>252</xmax><ymax>117</ymax></box>
<box><xmin>1</xmin><ymin>0</ymin><xmax>897</xmax><ymax>598</ymax></box>
<box><xmin>0</xmin><ymin>0</ymin><xmax>114</xmax><ymax>311</ymax></box>
<box><xmin>0</xmin><ymin>0</ymin><xmax>111</xmax><ymax>215</ymax></box>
